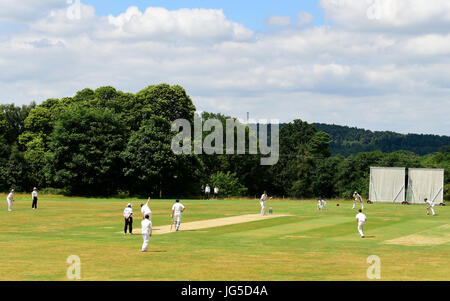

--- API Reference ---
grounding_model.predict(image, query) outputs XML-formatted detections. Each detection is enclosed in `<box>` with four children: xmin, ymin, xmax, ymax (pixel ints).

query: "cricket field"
<box><xmin>0</xmin><ymin>194</ymin><xmax>448</xmax><ymax>281</ymax></box>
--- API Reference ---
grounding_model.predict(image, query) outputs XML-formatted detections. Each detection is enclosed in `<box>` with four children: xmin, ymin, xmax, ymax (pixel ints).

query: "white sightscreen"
<box><xmin>369</xmin><ymin>167</ymin><xmax>406</xmax><ymax>203</ymax></box>
<box><xmin>407</xmin><ymin>168</ymin><xmax>444</xmax><ymax>204</ymax></box>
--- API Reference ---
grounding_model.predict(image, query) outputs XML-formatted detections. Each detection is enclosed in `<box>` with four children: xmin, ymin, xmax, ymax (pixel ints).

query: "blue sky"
<box><xmin>83</xmin><ymin>0</ymin><xmax>325</xmax><ymax>29</ymax></box>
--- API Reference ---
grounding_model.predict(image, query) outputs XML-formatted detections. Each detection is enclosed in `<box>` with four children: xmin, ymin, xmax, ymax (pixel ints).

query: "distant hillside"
<box><xmin>313</xmin><ymin>123</ymin><xmax>450</xmax><ymax>156</ymax></box>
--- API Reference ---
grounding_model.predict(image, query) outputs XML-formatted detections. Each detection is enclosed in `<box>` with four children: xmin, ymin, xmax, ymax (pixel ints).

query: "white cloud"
<box><xmin>266</xmin><ymin>12</ymin><xmax>313</xmax><ymax>27</ymax></box>
<box><xmin>404</xmin><ymin>34</ymin><xmax>450</xmax><ymax>56</ymax></box>
<box><xmin>321</xmin><ymin>0</ymin><xmax>450</xmax><ymax>33</ymax></box>
<box><xmin>297</xmin><ymin>11</ymin><xmax>314</xmax><ymax>25</ymax></box>
<box><xmin>105</xmin><ymin>6</ymin><xmax>253</xmax><ymax>42</ymax></box>
<box><xmin>266</xmin><ymin>15</ymin><xmax>292</xmax><ymax>26</ymax></box>
<box><xmin>0</xmin><ymin>1</ymin><xmax>449</xmax><ymax>135</ymax></box>
<box><xmin>29</xmin><ymin>3</ymin><xmax>99</xmax><ymax>36</ymax></box>
<box><xmin>0</xmin><ymin>0</ymin><xmax>66</xmax><ymax>23</ymax></box>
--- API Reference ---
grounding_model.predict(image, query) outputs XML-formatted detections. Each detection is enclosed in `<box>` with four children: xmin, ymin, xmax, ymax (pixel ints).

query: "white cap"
<box><xmin>127</xmin><ymin>203</ymin><xmax>132</xmax><ymax>207</ymax></box>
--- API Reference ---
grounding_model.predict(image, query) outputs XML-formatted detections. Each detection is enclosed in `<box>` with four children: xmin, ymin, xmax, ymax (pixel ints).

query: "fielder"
<box><xmin>205</xmin><ymin>184</ymin><xmax>211</xmax><ymax>200</ymax></box>
<box><xmin>6</xmin><ymin>189</ymin><xmax>15</xmax><ymax>212</ymax></box>
<box><xmin>318</xmin><ymin>198</ymin><xmax>327</xmax><ymax>211</ymax></box>
<box><xmin>141</xmin><ymin>214</ymin><xmax>152</xmax><ymax>252</ymax></box>
<box><xmin>321</xmin><ymin>198</ymin><xmax>327</xmax><ymax>210</ymax></box>
<box><xmin>353</xmin><ymin>191</ymin><xmax>364</xmax><ymax>210</ymax></box>
<box><xmin>355</xmin><ymin>209</ymin><xmax>367</xmax><ymax>238</ymax></box>
<box><xmin>171</xmin><ymin>199</ymin><xmax>185</xmax><ymax>231</ymax></box>
<box><xmin>141</xmin><ymin>197</ymin><xmax>152</xmax><ymax>220</ymax></box>
<box><xmin>424</xmin><ymin>198</ymin><xmax>436</xmax><ymax>216</ymax></box>
<box><xmin>32</xmin><ymin>187</ymin><xmax>38</xmax><ymax>210</ymax></box>
<box><xmin>260</xmin><ymin>191</ymin><xmax>272</xmax><ymax>216</ymax></box>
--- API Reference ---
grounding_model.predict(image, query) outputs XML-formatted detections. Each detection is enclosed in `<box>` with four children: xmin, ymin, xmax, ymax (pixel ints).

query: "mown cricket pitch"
<box><xmin>126</xmin><ymin>214</ymin><xmax>290</xmax><ymax>235</ymax></box>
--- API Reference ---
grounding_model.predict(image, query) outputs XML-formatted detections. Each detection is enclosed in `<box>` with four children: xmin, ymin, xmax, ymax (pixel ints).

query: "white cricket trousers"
<box><xmin>7</xmin><ymin>199</ymin><xmax>13</xmax><ymax>211</ymax></box>
<box><xmin>260</xmin><ymin>201</ymin><xmax>266</xmax><ymax>216</ymax></box>
<box><xmin>174</xmin><ymin>214</ymin><xmax>181</xmax><ymax>231</ymax></box>
<box><xmin>427</xmin><ymin>206</ymin><xmax>435</xmax><ymax>216</ymax></box>
<box><xmin>142</xmin><ymin>233</ymin><xmax>150</xmax><ymax>251</ymax></box>
<box><xmin>353</xmin><ymin>200</ymin><xmax>364</xmax><ymax>210</ymax></box>
<box><xmin>358</xmin><ymin>222</ymin><xmax>365</xmax><ymax>237</ymax></box>
<box><xmin>141</xmin><ymin>221</ymin><xmax>152</xmax><ymax>251</ymax></box>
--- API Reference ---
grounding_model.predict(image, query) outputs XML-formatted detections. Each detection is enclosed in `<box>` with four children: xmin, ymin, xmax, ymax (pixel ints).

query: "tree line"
<box><xmin>314</xmin><ymin>123</ymin><xmax>450</xmax><ymax>156</ymax></box>
<box><xmin>0</xmin><ymin>84</ymin><xmax>448</xmax><ymax>200</ymax></box>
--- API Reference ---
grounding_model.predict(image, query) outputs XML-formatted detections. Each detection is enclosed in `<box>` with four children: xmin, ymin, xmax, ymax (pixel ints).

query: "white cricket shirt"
<box><xmin>141</xmin><ymin>219</ymin><xmax>152</xmax><ymax>235</ymax></box>
<box><xmin>172</xmin><ymin>203</ymin><xmax>185</xmax><ymax>215</ymax></box>
<box><xmin>356</xmin><ymin>213</ymin><xmax>367</xmax><ymax>223</ymax></box>
<box><xmin>141</xmin><ymin>204</ymin><xmax>152</xmax><ymax>219</ymax></box>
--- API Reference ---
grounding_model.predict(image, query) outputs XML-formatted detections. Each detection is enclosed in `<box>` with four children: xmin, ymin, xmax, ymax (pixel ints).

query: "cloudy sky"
<box><xmin>0</xmin><ymin>0</ymin><xmax>449</xmax><ymax>135</ymax></box>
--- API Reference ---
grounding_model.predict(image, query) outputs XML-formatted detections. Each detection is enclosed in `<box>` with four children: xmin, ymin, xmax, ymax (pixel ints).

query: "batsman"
<box><xmin>171</xmin><ymin>199</ymin><xmax>185</xmax><ymax>232</ymax></box>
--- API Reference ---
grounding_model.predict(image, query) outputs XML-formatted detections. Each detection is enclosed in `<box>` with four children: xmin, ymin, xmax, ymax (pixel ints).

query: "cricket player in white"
<box><xmin>141</xmin><ymin>214</ymin><xmax>152</xmax><ymax>252</ymax></box>
<box><xmin>260</xmin><ymin>191</ymin><xmax>272</xmax><ymax>216</ymax></box>
<box><xmin>171</xmin><ymin>199</ymin><xmax>185</xmax><ymax>231</ymax></box>
<box><xmin>318</xmin><ymin>198</ymin><xmax>327</xmax><ymax>211</ymax></box>
<box><xmin>356</xmin><ymin>209</ymin><xmax>367</xmax><ymax>238</ymax></box>
<box><xmin>321</xmin><ymin>198</ymin><xmax>327</xmax><ymax>210</ymax></box>
<box><xmin>424</xmin><ymin>198</ymin><xmax>436</xmax><ymax>216</ymax></box>
<box><xmin>205</xmin><ymin>184</ymin><xmax>211</xmax><ymax>200</ymax></box>
<box><xmin>32</xmin><ymin>187</ymin><xmax>38</xmax><ymax>210</ymax></box>
<box><xmin>141</xmin><ymin>197</ymin><xmax>152</xmax><ymax>220</ymax></box>
<box><xmin>7</xmin><ymin>189</ymin><xmax>15</xmax><ymax>212</ymax></box>
<box><xmin>353</xmin><ymin>191</ymin><xmax>364</xmax><ymax>210</ymax></box>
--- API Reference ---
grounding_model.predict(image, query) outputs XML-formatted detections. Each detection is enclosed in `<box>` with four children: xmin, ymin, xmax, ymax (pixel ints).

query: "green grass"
<box><xmin>0</xmin><ymin>194</ymin><xmax>448</xmax><ymax>281</ymax></box>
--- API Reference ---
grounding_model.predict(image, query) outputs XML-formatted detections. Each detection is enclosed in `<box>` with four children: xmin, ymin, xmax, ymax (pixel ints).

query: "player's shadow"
<box><xmin>148</xmin><ymin>250</ymin><xmax>167</xmax><ymax>253</ymax></box>
<box><xmin>364</xmin><ymin>235</ymin><xmax>376</xmax><ymax>238</ymax></box>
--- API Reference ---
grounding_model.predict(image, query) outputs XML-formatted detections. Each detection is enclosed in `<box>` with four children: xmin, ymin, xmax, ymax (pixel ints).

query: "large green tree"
<box><xmin>136</xmin><ymin>84</ymin><xmax>196</xmax><ymax>124</ymax></box>
<box><xmin>269</xmin><ymin>119</ymin><xmax>329</xmax><ymax>197</ymax></box>
<box><xmin>122</xmin><ymin>116</ymin><xmax>202</xmax><ymax>197</ymax></box>
<box><xmin>46</xmin><ymin>105</ymin><xmax>127</xmax><ymax>195</ymax></box>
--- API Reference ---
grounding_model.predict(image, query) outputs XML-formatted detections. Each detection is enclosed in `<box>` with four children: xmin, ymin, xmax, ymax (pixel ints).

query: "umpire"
<box><xmin>123</xmin><ymin>203</ymin><xmax>133</xmax><ymax>235</ymax></box>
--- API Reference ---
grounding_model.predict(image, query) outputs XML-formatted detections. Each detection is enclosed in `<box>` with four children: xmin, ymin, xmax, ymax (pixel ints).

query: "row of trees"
<box><xmin>313</xmin><ymin>123</ymin><xmax>450</xmax><ymax>156</ymax></box>
<box><xmin>0</xmin><ymin>84</ymin><xmax>448</xmax><ymax>200</ymax></box>
<box><xmin>314</xmin><ymin>123</ymin><xmax>450</xmax><ymax>156</ymax></box>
